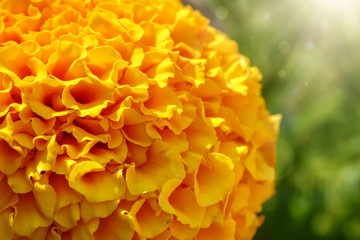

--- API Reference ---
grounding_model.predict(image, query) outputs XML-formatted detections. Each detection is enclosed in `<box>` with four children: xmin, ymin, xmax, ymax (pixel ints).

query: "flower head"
<box><xmin>0</xmin><ymin>0</ymin><xmax>280</xmax><ymax>239</ymax></box>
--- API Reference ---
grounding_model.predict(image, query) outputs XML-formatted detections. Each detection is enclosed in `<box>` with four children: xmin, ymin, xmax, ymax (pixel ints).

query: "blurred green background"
<box><xmin>184</xmin><ymin>0</ymin><xmax>360</xmax><ymax>239</ymax></box>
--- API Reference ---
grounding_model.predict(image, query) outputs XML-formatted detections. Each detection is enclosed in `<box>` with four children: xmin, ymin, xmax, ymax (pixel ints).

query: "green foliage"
<box><xmin>184</xmin><ymin>0</ymin><xmax>360</xmax><ymax>239</ymax></box>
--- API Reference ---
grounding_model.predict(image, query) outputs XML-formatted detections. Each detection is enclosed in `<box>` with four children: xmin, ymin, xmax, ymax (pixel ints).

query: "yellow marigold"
<box><xmin>0</xmin><ymin>0</ymin><xmax>280</xmax><ymax>239</ymax></box>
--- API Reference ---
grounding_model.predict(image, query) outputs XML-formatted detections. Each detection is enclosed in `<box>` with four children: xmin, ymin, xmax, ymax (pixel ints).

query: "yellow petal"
<box><xmin>46</xmin><ymin>226</ymin><xmax>62</xmax><ymax>240</ymax></box>
<box><xmin>108</xmin><ymin>128</ymin><xmax>124</xmax><ymax>149</ymax></box>
<box><xmin>0</xmin><ymin>0</ymin><xmax>31</xmax><ymax>15</ymax></box>
<box><xmin>80</xmin><ymin>199</ymin><xmax>120</xmax><ymax>222</ymax></box>
<box><xmin>126</xmin><ymin>140</ymin><xmax>186</xmax><ymax>195</ymax></box>
<box><xmin>202</xmin><ymin>204</ymin><xmax>221</xmax><ymax>228</ymax></box>
<box><xmin>130</xmin><ymin>199</ymin><xmax>173</xmax><ymax>238</ymax></box>
<box><xmin>0</xmin><ymin>45</ymin><xmax>31</xmax><ymax>81</ymax></box>
<box><xmin>13</xmin><ymin>193</ymin><xmax>52</xmax><ymax>236</ymax></box>
<box><xmin>94</xmin><ymin>208</ymin><xmax>134</xmax><ymax>240</ymax></box>
<box><xmin>245</xmin><ymin>146</ymin><xmax>275</xmax><ymax>181</ymax></box>
<box><xmin>23</xmin><ymin>79</ymin><xmax>74</xmax><ymax>120</ymax></box>
<box><xmin>222</xmin><ymin>94</ymin><xmax>260</xmax><ymax>142</ymax></box>
<box><xmin>184</xmin><ymin>116</ymin><xmax>217</xmax><ymax>156</ymax></box>
<box><xmin>159</xmin><ymin>179</ymin><xmax>205</xmax><ymax>228</ymax></box>
<box><xmin>68</xmin><ymin>161</ymin><xmax>126</xmax><ymax>202</ymax></box>
<box><xmin>49</xmin><ymin>175</ymin><xmax>83</xmax><ymax>211</ymax></box>
<box><xmin>34</xmin><ymin>135</ymin><xmax>57</xmax><ymax>173</ymax></box>
<box><xmin>255</xmin><ymin>151</ymin><xmax>276</xmax><ymax>181</ymax></box>
<box><xmin>47</xmin><ymin>41</ymin><xmax>86</xmax><ymax>80</ymax></box>
<box><xmin>181</xmin><ymin>150</ymin><xmax>202</xmax><ymax>174</ymax></box>
<box><xmin>118</xmin><ymin>66</ymin><xmax>149</xmax><ymax>89</ymax></box>
<box><xmin>85</xmin><ymin>141</ymin><xmax>127</xmax><ymax>165</ymax></box>
<box><xmin>235</xmin><ymin>214</ymin><xmax>264</xmax><ymax>240</ymax></box>
<box><xmin>125</xmin><ymin>142</ymin><xmax>148</xmax><ymax>167</ymax></box>
<box><xmin>169</xmin><ymin>218</ymin><xmax>199</xmax><ymax>240</ymax></box>
<box><xmin>248</xmin><ymin>182</ymin><xmax>275</xmax><ymax>213</ymax></box>
<box><xmin>219</xmin><ymin>141</ymin><xmax>248</xmax><ymax>166</ymax></box>
<box><xmin>33</xmin><ymin>182</ymin><xmax>57</xmax><ymax>219</ymax></box>
<box><xmin>197</xmin><ymin>219</ymin><xmax>236</xmax><ymax>240</ymax></box>
<box><xmin>62</xmin><ymin>77</ymin><xmax>114</xmax><ymax>117</ymax></box>
<box><xmin>0</xmin><ymin>177</ymin><xmax>18</xmax><ymax>212</ymax></box>
<box><xmin>155</xmin><ymin>101</ymin><xmax>196</xmax><ymax>135</ymax></box>
<box><xmin>7</xmin><ymin>167</ymin><xmax>33</xmax><ymax>194</ymax></box>
<box><xmin>159</xmin><ymin>129</ymin><xmax>189</xmax><ymax>154</ymax></box>
<box><xmin>194</xmin><ymin>153</ymin><xmax>235</xmax><ymax>207</ymax></box>
<box><xmin>85</xmin><ymin>45</ymin><xmax>127</xmax><ymax>80</ymax></box>
<box><xmin>89</xmin><ymin>11</ymin><xmax>143</xmax><ymax>41</ymax></box>
<box><xmin>149</xmin><ymin>230</ymin><xmax>171</xmax><ymax>240</ymax></box>
<box><xmin>71</xmin><ymin>218</ymin><xmax>99</xmax><ymax>240</ymax></box>
<box><xmin>171</xmin><ymin>8</ymin><xmax>208</xmax><ymax>47</ymax></box>
<box><xmin>53</xmin><ymin>203</ymin><xmax>80</xmax><ymax>230</ymax></box>
<box><xmin>122</xmin><ymin>121</ymin><xmax>155</xmax><ymax>147</ymax></box>
<box><xmin>0</xmin><ymin>208</ymin><xmax>14</xmax><ymax>240</ymax></box>
<box><xmin>29</xmin><ymin>226</ymin><xmax>50</xmax><ymax>240</ymax></box>
<box><xmin>58</xmin><ymin>131</ymin><xmax>94</xmax><ymax>160</ymax></box>
<box><xmin>194</xmin><ymin>79</ymin><xmax>222</xmax><ymax>98</ymax></box>
<box><xmin>140</xmin><ymin>51</ymin><xmax>175</xmax><ymax>88</ymax></box>
<box><xmin>139</xmin><ymin>21</ymin><xmax>173</xmax><ymax>50</ymax></box>
<box><xmin>182</xmin><ymin>57</ymin><xmax>207</xmax><ymax>87</ymax></box>
<box><xmin>141</xmin><ymin>85</ymin><xmax>182</xmax><ymax>118</ymax></box>
<box><xmin>0</xmin><ymin>138</ymin><xmax>22</xmax><ymax>175</ymax></box>
<box><xmin>31</xmin><ymin>116</ymin><xmax>56</xmax><ymax>136</ymax></box>
<box><xmin>225</xmin><ymin>183</ymin><xmax>251</xmax><ymax>217</ymax></box>
<box><xmin>0</xmin><ymin>78</ymin><xmax>23</xmax><ymax>117</ymax></box>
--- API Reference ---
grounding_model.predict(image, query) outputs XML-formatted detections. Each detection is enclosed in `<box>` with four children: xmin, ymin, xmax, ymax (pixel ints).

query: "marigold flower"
<box><xmin>0</xmin><ymin>0</ymin><xmax>280</xmax><ymax>239</ymax></box>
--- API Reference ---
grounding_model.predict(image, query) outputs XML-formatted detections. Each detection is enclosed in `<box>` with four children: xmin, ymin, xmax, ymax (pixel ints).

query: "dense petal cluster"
<box><xmin>0</xmin><ymin>0</ymin><xmax>280</xmax><ymax>239</ymax></box>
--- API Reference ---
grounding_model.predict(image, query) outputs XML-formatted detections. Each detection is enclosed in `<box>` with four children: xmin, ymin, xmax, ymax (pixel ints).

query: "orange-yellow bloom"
<box><xmin>0</xmin><ymin>0</ymin><xmax>280</xmax><ymax>239</ymax></box>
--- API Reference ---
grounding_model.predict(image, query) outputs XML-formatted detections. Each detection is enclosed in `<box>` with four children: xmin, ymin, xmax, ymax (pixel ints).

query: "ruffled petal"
<box><xmin>23</xmin><ymin>78</ymin><xmax>74</xmax><ymax>119</ymax></box>
<box><xmin>89</xmin><ymin>11</ymin><xmax>143</xmax><ymax>41</ymax></box>
<box><xmin>0</xmin><ymin>208</ymin><xmax>14</xmax><ymax>240</ymax></box>
<box><xmin>194</xmin><ymin>152</ymin><xmax>235</xmax><ymax>207</ymax></box>
<box><xmin>0</xmin><ymin>177</ymin><xmax>18</xmax><ymax>213</ymax></box>
<box><xmin>13</xmin><ymin>193</ymin><xmax>52</xmax><ymax>236</ymax></box>
<box><xmin>94</xmin><ymin>207</ymin><xmax>135</xmax><ymax>240</ymax></box>
<box><xmin>50</xmin><ymin>175</ymin><xmax>83</xmax><ymax>211</ymax></box>
<box><xmin>139</xmin><ymin>21</ymin><xmax>173</xmax><ymax>50</ymax></box>
<box><xmin>7</xmin><ymin>167</ymin><xmax>33</xmax><ymax>194</ymax></box>
<box><xmin>33</xmin><ymin>182</ymin><xmax>57</xmax><ymax>219</ymax></box>
<box><xmin>0</xmin><ymin>45</ymin><xmax>32</xmax><ymax>81</ymax></box>
<box><xmin>184</xmin><ymin>116</ymin><xmax>217</xmax><ymax>156</ymax></box>
<box><xmin>126</xmin><ymin>140</ymin><xmax>186</xmax><ymax>195</ymax></box>
<box><xmin>80</xmin><ymin>199</ymin><xmax>120</xmax><ymax>222</ymax></box>
<box><xmin>227</xmin><ymin>184</ymin><xmax>251</xmax><ymax>217</ymax></box>
<box><xmin>141</xmin><ymin>85</ymin><xmax>182</xmax><ymax>118</ymax></box>
<box><xmin>139</xmin><ymin>51</ymin><xmax>175</xmax><ymax>88</ymax></box>
<box><xmin>0</xmin><ymin>137</ymin><xmax>23</xmax><ymax>175</ymax></box>
<box><xmin>169</xmin><ymin>218</ymin><xmax>199</xmax><ymax>239</ymax></box>
<box><xmin>130</xmin><ymin>199</ymin><xmax>173</xmax><ymax>238</ymax></box>
<box><xmin>197</xmin><ymin>219</ymin><xmax>236</xmax><ymax>240</ymax></box>
<box><xmin>46</xmin><ymin>41</ymin><xmax>86</xmax><ymax>80</ymax></box>
<box><xmin>68</xmin><ymin>161</ymin><xmax>126</xmax><ymax>202</ymax></box>
<box><xmin>85</xmin><ymin>45</ymin><xmax>127</xmax><ymax>80</ymax></box>
<box><xmin>121</xmin><ymin>122</ymin><xmax>154</xmax><ymax>147</ymax></box>
<box><xmin>53</xmin><ymin>203</ymin><xmax>80</xmax><ymax>230</ymax></box>
<box><xmin>46</xmin><ymin>226</ymin><xmax>62</xmax><ymax>240</ymax></box>
<box><xmin>70</xmin><ymin>218</ymin><xmax>99</xmax><ymax>240</ymax></box>
<box><xmin>62</xmin><ymin>77</ymin><xmax>114</xmax><ymax>117</ymax></box>
<box><xmin>34</xmin><ymin>135</ymin><xmax>57</xmax><ymax>173</ymax></box>
<box><xmin>159</xmin><ymin>179</ymin><xmax>206</xmax><ymax>228</ymax></box>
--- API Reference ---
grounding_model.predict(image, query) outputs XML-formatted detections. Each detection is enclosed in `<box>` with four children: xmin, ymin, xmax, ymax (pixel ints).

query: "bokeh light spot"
<box><xmin>278</xmin><ymin>41</ymin><xmax>291</xmax><ymax>54</ymax></box>
<box><xmin>306</xmin><ymin>41</ymin><xmax>315</xmax><ymax>50</ymax></box>
<box><xmin>215</xmin><ymin>6</ymin><xmax>229</xmax><ymax>19</ymax></box>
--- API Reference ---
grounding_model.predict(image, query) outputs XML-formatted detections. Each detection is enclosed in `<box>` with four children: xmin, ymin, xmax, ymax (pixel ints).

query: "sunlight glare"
<box><xmin>314</xmin><ymin>0</ymin><xmax>356</xmax><ymax>12</ymax></box>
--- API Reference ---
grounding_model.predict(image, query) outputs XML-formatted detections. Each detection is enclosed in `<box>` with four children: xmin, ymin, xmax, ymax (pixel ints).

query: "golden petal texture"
<box><xmin>0</xmin><ymin>0</ymin><xmax>280</xmax><ymax>239</ymax></box>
